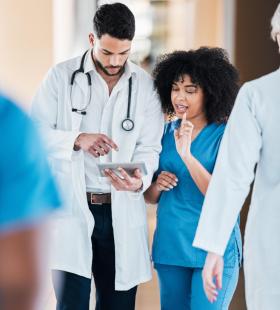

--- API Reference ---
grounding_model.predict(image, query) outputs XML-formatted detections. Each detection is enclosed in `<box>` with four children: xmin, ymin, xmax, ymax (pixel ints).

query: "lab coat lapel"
<box><xmin>70</xmin><ymin>73</ymin><xmax>88</xmax><ymax>131</ymax></box>
<box><xmin>111</xmin><ymin>86</ymin><xmax>129</xmax><ymax>162</ymax></box>
<box><xmin>74</xmin><ymin>72</ymin><xmax>89</xmax><ymax>98</ymax></box>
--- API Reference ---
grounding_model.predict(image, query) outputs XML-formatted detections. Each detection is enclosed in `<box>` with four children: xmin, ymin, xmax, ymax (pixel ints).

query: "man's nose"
<box><xmin>109</xmin><ymin>55</ymin><xmax>121</xmax><ymax>67</ymax></box>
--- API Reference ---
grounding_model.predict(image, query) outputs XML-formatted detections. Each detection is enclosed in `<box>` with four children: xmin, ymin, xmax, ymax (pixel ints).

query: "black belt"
<box><xmin>87</xmin><ymin>192</ymin><xmax>111</xmax><ymax>205</ymax></box>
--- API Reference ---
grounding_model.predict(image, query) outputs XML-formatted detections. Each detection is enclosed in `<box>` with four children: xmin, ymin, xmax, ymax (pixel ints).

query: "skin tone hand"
<box><xmin>202</xmin><ymin>252</ymin><xmax>224</xmax><ymax>303</ymax></box>
<box><xmin>104</xmin><ymin>168</ymin><xmax>143</xmax><ymax>192</ymax></box>
<box><xmin>74</xmin><ymin>133</ymin><xmax>119</xmax><ymax>158</ymax></box>
<box><xmin>155</xmin><ymin>171</ymin><xmax>178</xmax><ymax>192</ymax></box>
<box><xmin>174</xmin><ymin>112</ymin><xmax>211</xmax><ymax>195</ymax></box>
<box><xmin>144</xmin><ymin>171</ymin><xmax>178</xmax><ymax>204</ymax></box>
<box><xmin>174</xmin><ymin>112</ymin><xmax>194</xmax><ymax>159</ymax></box>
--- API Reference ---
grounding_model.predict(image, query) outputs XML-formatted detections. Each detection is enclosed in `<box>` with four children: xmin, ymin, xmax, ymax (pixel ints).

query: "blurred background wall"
<box><xmin>0</xmin><ymin>0</ymin><xmax>53</xmax><ymax>106</ymax></box>
<box><xmin>0</xmin><ymin>0</ymin><xmax>279</xmax><ymax>309</ymax></box>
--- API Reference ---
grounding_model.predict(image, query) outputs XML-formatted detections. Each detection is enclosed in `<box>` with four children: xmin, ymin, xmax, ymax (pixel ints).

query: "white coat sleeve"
<box><xmin>193</xmin><ymin>83</ymin><xmax>263</xmax><ymax>255</ymax></box>
<box><xmin>130</xmin><ymin>89</ymin><xmax>164</xmax><ymax>197</ymax></box>
<box><xmin>31</xmin><ymin>67</ymin><xmax>80</xmax><ymax>161</ymax></box>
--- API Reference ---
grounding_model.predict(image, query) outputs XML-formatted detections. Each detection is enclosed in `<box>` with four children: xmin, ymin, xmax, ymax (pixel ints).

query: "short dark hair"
<box><xmin>153</xmin><ymin>47</ymin><xmax>240</xmax><ymax>123</ymax></box>
<box><xmin>93</xmin><ymin>3</ymin><xmax>135</xmax><ymax>40</ymax></box>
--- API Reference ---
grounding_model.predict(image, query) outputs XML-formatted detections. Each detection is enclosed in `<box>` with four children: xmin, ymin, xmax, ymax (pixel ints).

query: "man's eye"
<box><xmin>172</xmin><ymin>87</ymin><xmax>179</xmax><ymax>91</ymax></box>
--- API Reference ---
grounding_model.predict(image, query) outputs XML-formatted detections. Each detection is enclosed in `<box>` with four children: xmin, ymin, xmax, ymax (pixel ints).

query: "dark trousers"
<box><xmin>52</xmin><ymin>203</ymin><xmax>137</xmax><ymax>310</ymax></box>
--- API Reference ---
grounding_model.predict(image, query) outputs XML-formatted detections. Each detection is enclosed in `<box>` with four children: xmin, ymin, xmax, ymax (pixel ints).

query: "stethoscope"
<box><xmin>70</xmin><ymin>50</ymin><xmax>134</xmax><ymax>131</ymax></box>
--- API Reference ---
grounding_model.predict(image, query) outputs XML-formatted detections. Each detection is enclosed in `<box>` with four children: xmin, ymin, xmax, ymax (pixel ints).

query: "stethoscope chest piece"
<box><xmin>122</xmin><ymin>118</ymin><xmax>134</xmax><ymax>131</ymax></box>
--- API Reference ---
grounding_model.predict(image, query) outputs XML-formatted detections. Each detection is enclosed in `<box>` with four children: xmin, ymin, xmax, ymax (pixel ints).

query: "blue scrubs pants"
<box><xmin>155</xmin><ymin>262</ymin><xmax>239</xmax><ymax>310</ymax></box>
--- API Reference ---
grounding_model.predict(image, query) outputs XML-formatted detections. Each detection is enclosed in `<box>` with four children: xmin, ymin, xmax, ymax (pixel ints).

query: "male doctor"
<box><xmin>193</xmin><ymin>3</ymin><xmax>280</xmax><ymax>310</ymax></box>
<box><xmin>32</xmin><ymin>3</ymin><xmax>163</xmax><ymax>310</ymax></box>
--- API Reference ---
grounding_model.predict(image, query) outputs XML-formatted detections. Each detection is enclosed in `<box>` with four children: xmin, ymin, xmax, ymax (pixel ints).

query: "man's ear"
<box><xmin>89</xmin><ymin>33</ymin><xmax>95</xmax><ymax>47</ymax></box>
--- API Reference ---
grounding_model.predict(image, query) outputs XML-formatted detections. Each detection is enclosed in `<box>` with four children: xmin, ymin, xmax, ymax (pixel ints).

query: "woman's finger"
<box><xmin>160</xmin><ymin>171</ymin><xmax>178</xmax><ymax>182</ymax></box>
<box><xmin>157</xmin><ymin>178</ymin><xmax>174</xmax><ymax>190</ymax></box>
<box><xmin>159</xmin><ymin>175</ymin><xmax>178</xmax><ymax>187</ymax></box>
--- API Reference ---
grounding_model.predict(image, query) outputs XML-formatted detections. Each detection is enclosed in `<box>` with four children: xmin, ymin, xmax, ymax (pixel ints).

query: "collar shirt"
<box><xmin>80</xmin><ymin>52</ymin><xmax>136</xmax><ymax>193</ymax></box>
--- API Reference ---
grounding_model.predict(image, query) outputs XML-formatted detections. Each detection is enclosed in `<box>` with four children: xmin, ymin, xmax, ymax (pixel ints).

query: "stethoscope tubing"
<box><xmin>70</xmin><ymin>50</ymin><xmax>134</xmax><ymax>131</ymax></box>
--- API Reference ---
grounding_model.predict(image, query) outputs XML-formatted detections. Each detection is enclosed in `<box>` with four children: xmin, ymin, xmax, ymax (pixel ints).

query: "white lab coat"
<box><xmin>31</xmin><ymin>54</ymin><xmax>164</xmax><ymax>290</ymax></box>
<box><xmin>193</xmin><ymin>68</ymin><xmax>280</xmax><ymax>310</ymax></box>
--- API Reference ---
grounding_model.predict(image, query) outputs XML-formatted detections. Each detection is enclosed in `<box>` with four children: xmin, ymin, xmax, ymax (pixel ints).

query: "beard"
<box><xmin>92</xmin><ymin>51</ymin><xmax>127</xmax><ymax>76</ymax></box>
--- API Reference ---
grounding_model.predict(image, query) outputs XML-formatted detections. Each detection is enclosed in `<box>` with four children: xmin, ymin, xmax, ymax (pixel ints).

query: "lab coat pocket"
<box><xmin>128</xmin><ymin>197</ymin><xmax>146</xmax><ymax>228</ymax></box>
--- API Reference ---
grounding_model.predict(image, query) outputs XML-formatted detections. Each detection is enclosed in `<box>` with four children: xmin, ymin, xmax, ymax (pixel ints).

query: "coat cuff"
<box><xmin>192</xmin><ymin>238</ymin><xmax>225</xmax><ymax>256</ymax></box>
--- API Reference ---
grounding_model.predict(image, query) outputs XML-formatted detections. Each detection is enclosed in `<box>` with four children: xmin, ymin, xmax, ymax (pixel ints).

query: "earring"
<box><xmin>166</xmin><ymin>111</ymin><xmax>175</xmax><ymax>122</ymax></box>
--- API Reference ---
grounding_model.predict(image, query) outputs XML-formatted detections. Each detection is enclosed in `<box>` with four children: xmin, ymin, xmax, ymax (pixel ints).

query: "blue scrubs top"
<box><xmin>0</xmin><ymin>95</ymin><xmax>61</xmax><ymax>232</ymax></box>
<box><xmin>152</xmin><ymin>120</ymin><xmax>242</xmax><ymax>268</ymax></box>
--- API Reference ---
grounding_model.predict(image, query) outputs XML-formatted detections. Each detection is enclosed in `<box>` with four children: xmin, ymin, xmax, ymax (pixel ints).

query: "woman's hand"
<box><xmin>144</xmin><ymin>171</ymin><xmax>177</xmax><ymax>204</ymax></box>
<box><xmin>174</xmin><ymin>112</ymin><xmax>194</xmax><ymax>159</ymax></box>
<box><xmin>155</xmin><ymin>171</ymin><xmax>178</xmax><ymax>192</ymax></box>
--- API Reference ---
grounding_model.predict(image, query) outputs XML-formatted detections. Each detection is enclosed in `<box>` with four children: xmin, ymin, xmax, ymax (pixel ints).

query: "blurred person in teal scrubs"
<box><xmin>0</xmin><ymin>94</ymin><xmax>61</xmax><ymax>310</ymax></box>
<box><xmin>144</xmin><ymin>48</ymin><xmax>241</xmax><ymax>310</ymax></box>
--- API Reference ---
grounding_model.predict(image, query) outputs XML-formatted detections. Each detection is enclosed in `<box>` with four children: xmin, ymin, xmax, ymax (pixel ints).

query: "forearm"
<box><xmin>144</xmin><ymin>182</ymin><xmax>161</xmax><ymax>204</ymax></box>
<box><xmin>182</xmin><ymin>154</ymin><xmax>211</xmax><ymax>195</ymax></box>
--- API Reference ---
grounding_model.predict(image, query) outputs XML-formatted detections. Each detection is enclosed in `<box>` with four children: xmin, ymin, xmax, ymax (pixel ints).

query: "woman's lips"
<box><xmin>175</xmin><ymin>104</ymin><xmax>189</xmax><ymax>113</ymax></box>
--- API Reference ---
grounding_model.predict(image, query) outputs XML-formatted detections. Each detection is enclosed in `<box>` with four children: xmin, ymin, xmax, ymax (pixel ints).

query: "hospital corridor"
<box><xmin>1</xmin><ymin>1</ymin><xmax>279</xmax><ymax>310</ymax></box>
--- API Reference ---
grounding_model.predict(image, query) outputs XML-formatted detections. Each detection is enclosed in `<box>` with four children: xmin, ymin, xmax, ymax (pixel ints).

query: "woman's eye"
<box><xmin>185</xmin><ymin>87</ymin><xmax>197</xmax><ymax>94</ymax></box>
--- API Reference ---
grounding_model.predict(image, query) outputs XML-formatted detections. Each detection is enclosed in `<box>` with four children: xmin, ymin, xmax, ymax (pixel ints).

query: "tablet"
<box><xmin>97</xmin><ymin>162</ymin><xmax>148</xmax><ymax>178</ymax></box>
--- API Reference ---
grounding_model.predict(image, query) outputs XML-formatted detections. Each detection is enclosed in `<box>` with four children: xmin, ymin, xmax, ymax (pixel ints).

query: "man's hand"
<box><xmin>74</xmin><ymin>133</ymin><xmax>118</xmax><ymax>157</ymax></box>
<box><xmin>202</xmin><ymin>252</ymin><xmax>224</xmax><ymax>303</ymax></box>
<box><xmin>104</xmin><ymin>168</ymin><xmax>143</xmax><ymax>192</ymax></box>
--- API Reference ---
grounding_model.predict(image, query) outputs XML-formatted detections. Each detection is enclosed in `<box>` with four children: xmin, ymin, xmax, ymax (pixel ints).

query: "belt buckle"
<box><xmin>90</xmin><ymin>192</ymin><xmax>103</xmax><ymax>205</ymax></box>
